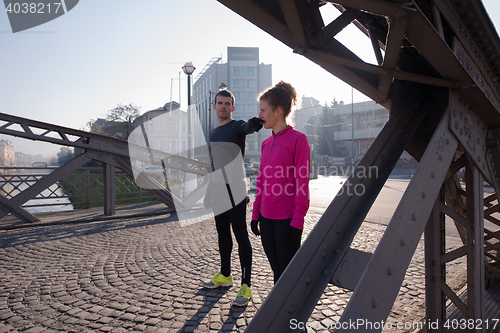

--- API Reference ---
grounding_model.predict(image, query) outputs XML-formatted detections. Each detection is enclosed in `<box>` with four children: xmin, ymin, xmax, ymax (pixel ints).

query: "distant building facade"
<box><xmin>133</xmin><ymin>101</ymin><xmax>189</xmax><ymax>158</ymax></box>
<box><xmin>192</xmin><ymin>47</ymin><xmax>272</xmax><ymax>164</ymax></box>
<box><xmin>333</xmin><ymin>100</ymin><xmax>388</xmax><ymax>160</ymax></box>
<box><xmin>293</xmin><ymin>96</ymin><xmax>322</xmax><ymax>158</ymax></box>
<box><xmin>15</xmin><ymin>152</ymin><xmax>33</xmax><ymax>166</ymax></box>
<box><xmin>0</xmin><ymin>140</ymin><xmax>15</xmax><ymax>166</ymax></box>
<box><xmin>297</xmin><ymin>99</ymin><xmax>393</xmax><ymax>168</ymax></box>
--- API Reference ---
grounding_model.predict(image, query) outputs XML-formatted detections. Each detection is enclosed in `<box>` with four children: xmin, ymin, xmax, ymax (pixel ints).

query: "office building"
<box><xmin>193</xmin><ymin>47</ymin><xmax>272</xmax><ymax>164</ymax></box>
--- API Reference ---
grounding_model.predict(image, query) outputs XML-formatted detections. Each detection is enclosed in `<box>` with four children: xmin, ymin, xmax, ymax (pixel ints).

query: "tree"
<box><xmin>49</xmin><ymin>156</ymin><xmax>58</xmax><ymax>166</ymax></box>
<box><xmin>85</xmin><ymin>119</ymin><xmax>106</xmax><ymax>135</ymax></box>
<box><xmin>316</xmin><ymin>100</ymin><xmax>347</xmax><ymax>157</ymax></box>
<box><xmin>105</xmin><ymin>103</ymin><xmax>141</xmax><ymax>140</ymax></box>
<box><xmin>57</xmin><ymin>147</ymin><xmax>73</xmax><ymax>166</ymax></box>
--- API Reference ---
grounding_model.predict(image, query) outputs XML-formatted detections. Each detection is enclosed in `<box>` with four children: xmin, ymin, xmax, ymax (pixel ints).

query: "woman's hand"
<box><xmin>286</xmin><ymin>225</ymin><xmax>302</xmax><ymax>243</ymax></box>
<box><xmin>251</xmin><ymin>219</ymin><xmax>261</xmax><ymax>236</ymax></box>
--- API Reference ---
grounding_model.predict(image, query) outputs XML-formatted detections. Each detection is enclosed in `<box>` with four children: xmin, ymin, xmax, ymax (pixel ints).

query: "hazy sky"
<box><xmin>1</xmin><ymin>0</ymin><xmax>499</xmax><ymax>157</ymax></box>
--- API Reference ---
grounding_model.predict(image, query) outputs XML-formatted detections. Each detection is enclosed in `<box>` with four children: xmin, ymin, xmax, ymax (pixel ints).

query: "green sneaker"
<box><xmin>202</xmin><ymin>272</ymin><xmax>233</xmax><ymax>289</ymax></box>
<box><xmin>233</xmin><ymin>283</ymin><xmax>251</xmax><ymax>306</ymax></box>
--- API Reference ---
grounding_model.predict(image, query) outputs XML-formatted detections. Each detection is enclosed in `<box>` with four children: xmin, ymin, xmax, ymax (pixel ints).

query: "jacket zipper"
<box><xmin>271</xmin><ymin>132</ymin><xmax>277</xmax><ymax>152</ymax></box>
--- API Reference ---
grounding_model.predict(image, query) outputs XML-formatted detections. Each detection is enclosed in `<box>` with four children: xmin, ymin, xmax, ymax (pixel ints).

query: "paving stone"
<box><xmin>0</xmin><ymin>312</ymin><xmax>14</xmax><ymax>320</ymax></box>
<box><xmin>145</xmin><ymin>318</ymin><xmax>161</xmax><ymax>326</ymax></box>
<box><xmin>0</xmin><ymin>325</ymin><xmax>15</xmax><ymax>333</ymax></box>
<box><xmin>133</xmin><ymin>315</ymin><xmax>148</xmax><ymax>323</ymax></box>
<box><xmin>6</xmin><ymin>315</ymin><xmax>23</xmax><ymax>323</ymax></box>
<box><xmin>97</xmin><ymin>316</ymin><xmax>113</xmax><ymax>324</ymax></box>
<box><xmin>119</xmin><ymin>313</ymin><xmax>136</xmax><ymax>321</ymax></box>
<box><xmin>161</xmin><ymin>313</ymin><xmax>175</xmax><ymax>320</ymax></box>
<box><xmin>126</xmin><ymin>306</ymin><xmax>141</xmax><ymax>314</ymax></box>
<box><xmin>24</xmin><ymin>327</ymin><xmax>46</xmax><ymax>333</ymax></box>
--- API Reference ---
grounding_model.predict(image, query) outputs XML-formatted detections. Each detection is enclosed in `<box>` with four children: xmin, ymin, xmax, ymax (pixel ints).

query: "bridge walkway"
<box><xmin>0</xmin><ymin>196</ymin><xmax>499</xmax><ymax>332</ymax></box>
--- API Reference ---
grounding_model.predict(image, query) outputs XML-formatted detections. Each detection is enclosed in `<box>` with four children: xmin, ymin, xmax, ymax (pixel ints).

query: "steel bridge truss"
<box><xmin>216</xmin><ymin>0</ymin><xmax>500</xmax><ymax>331</ymax></box>
<box><xmin>0</xmin><ymin>112</ymin><xmax>210</xmax><ymax>224</ymax></box>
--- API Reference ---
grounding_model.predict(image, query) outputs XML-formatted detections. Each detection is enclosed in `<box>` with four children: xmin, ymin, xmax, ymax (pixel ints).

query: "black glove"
<box><xmin>251</xmin><ymin>220</ymin><xmax>261</xmax><ymax>236</ymax></box>
<box><xmin>247</xmin><ymin>117</ymin><xmax>265</xmax><ymax>132</ymax></box>
<box><xmin>286</xmin><ymin>225</ymin><xmax>302</xmax><ymax>243</ymax></box>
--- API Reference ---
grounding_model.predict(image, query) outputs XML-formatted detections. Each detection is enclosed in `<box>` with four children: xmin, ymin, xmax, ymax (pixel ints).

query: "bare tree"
<box><xmin>106</xmin><ymin>103</ymin><xmax>141</xmax><ymax>140</ymax></box>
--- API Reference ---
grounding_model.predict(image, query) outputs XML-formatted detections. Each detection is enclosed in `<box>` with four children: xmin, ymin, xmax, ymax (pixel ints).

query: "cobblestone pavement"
<box><xmin>0</xmin><ymin>205</ymin><xmax>466</xmax><ymax>333</ymax></box>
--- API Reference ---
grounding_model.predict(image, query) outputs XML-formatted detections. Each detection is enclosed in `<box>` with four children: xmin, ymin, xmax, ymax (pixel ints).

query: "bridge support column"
<box><xmin>425</xmin><ymin>188</ymin><xmax>446</xmax><ymax>331</ymax></box>
<box><xmin>465</xmin><ymin>153</ymin><xmax>485</xmax><ymax>332</ymax></box>
<box><xmin>103</xmin><ymin>163</ymin><xmax>116</xmax><ymax>216</ymax></box>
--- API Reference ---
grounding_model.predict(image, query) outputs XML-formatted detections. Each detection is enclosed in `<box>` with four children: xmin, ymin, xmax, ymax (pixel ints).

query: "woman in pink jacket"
<box><xmin>251</xmin><ymin>81</ymin><xmax>310</xmax><ymax>283</ymax></box>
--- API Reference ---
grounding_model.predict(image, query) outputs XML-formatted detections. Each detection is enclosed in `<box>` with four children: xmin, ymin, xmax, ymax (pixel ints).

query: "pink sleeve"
<box><xmin>290</xmin><ymin>135</ymin><xmax>311</xmax><ymax>230</ymax></box>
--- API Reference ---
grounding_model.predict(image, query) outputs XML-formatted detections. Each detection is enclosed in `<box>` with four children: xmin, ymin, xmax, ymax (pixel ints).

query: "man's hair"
<box><xmin>214</xmin><ymin>89</ymin><xmax>235</xmax><ymax>106</ymax></box>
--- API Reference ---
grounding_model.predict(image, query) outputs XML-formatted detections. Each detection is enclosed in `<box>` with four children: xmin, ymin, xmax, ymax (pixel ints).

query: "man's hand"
<box><xmin>248</xmin><ymin>117</ymin><xmax>265</xmax><ymax>132</ymax></box>
<box><xmin>251</xmin><ymin>219</ymin><xmax>261</xmax><ymax>236</ymax></box>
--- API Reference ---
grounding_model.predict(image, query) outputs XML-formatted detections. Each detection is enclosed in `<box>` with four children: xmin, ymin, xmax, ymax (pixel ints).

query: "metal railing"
<box><xmin>0</xmin><ymin>166</ymin><xmax>157</xmax><ymax>211</ymax></box>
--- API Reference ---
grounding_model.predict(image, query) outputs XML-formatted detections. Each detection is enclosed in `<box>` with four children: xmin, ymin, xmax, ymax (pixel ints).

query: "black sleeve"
<box><xmin>232</xmin><ymin>120</ymin><xmax>256</xmax><ymax>136</ymax></box>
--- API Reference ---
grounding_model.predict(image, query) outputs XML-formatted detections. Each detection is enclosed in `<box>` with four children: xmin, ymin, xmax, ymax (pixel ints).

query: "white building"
<box><xmin>15</xmin><ymin>152</ymin><xmax>33</xmax><ymax>166</ymax></box>
<box><xmin>133</xmin><ymin>101</ymin><xmax>189</xmax><ymax>158</ymax></box>
<box><xmin>0</xmin><ymin>140</ymin><xmax>15</xmax><ymax>166</ymax></box>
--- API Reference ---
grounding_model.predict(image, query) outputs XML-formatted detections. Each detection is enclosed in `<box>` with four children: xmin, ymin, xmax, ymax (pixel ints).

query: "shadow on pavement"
<box><xmin>0</xmin><ymin>212</ymin><xmax>179</xmax><ymax>248</ymax></box>
<box><xmin>219</xmin><ymin>305</ymin><xmax>247</xmax><ymax>332</ymax></box>
<box><xmin>176</xmin><ymin>287</ymin><xmax>237</xmax><ymax>332</ymax></box>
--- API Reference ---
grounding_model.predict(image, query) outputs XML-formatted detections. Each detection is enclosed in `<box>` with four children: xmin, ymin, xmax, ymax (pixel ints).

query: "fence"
<box><xmin>0</xmin><ymin>166</ymin><xmax>157</xmax><ymax>211</ymax></box>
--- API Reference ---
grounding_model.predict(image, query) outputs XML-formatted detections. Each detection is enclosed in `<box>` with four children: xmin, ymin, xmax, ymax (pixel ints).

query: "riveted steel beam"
<box><xmin>0</xmin><ymin>193</ymin><xmax>39</xmax><ymax>223</ymax></box>
<box><xmin>337</xmin><ymin>108</ymin><xmax>458</xmax><ymax>331</ymax></box>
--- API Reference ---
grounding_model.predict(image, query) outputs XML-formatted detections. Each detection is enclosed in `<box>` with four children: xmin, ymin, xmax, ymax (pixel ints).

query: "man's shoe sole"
<box><xmin>232</xmin><ymin>299</ymin><xmax>250</xmax><ymax>306</ymax></box>
<box><xmin>202</xmin><ymin>282</ymin><xmax>233</xmax><ymax>289</ymax></box>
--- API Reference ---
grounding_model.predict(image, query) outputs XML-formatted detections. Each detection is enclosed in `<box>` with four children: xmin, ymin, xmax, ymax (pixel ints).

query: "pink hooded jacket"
<box><xmin>251</xmin><ymin>126</ymin><xmax>310</xmax><ymax>230</ymax></box>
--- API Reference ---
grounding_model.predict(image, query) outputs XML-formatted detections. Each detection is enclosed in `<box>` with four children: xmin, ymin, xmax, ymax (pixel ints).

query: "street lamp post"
<box><xmin>208</xmin><ymin>82</ymin><xmax>229</xmax><ymax>137</ymax></box>
<box><xmin>182</xmin><ymin>62</ymin><xmax>196</xmax><ymax>197</ymax></box>
<box><xmin>182</xmin><ymin>62</ymin><xmax>195</xmax><ymax>158</ymax></box>
<box><xmin>351</xmin><ymin>86</ymin><xmax>355</xmax><ymax>165</ymax></box>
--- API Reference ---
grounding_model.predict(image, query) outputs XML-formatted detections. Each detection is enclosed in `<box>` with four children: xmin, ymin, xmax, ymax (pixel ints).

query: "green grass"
<box><xmin>61</xmin><ymin>169</ymin><xmax>158</xmax><ymax>209</ymax></box>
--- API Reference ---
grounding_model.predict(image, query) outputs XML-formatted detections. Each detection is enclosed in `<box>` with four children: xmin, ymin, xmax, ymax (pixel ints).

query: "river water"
<box><xmin>1</xmin><ymin>168</ymin><xmax>74</xmax><ymax>214</ymax></box>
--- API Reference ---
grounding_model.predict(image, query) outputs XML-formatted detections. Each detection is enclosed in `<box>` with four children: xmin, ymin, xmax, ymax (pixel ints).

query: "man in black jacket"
<box><xmin>202</xmin><ymin>89</ymin><xmax>264</xmax><ymax>307</ymax></box>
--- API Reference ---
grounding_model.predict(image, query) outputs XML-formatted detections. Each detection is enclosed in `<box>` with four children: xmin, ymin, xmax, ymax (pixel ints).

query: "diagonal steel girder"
<box><xmin>0</xmin><ymin>193</ymin><xmax>40</xmax><ymax>223</ymax></box>
<box><xmin>218</xmin><ymin>0</ymin><xmax>500</xmax><ymax>125</ymax></box>
<box><xmin>337</xmin><ymin>106</ymin><xmax>459</xmax><ymax>331</ymax></box>
<box><xmin>0</xmin><ymin>112</ymin><xmax>210</xmax><ymax>176</ymax></box>
<box><xmin>0</xmin><ymin>152</ymin><xmax>91</xmax><ymax>220</ymax></box>
<box><xmin>245</xmin><ymin>81</ymin><xmax>444</xmax><ymax>332</ymax></box>
<box><xmin>0</xmin><ymin>112</ymin><xmax>211</xmax><ymax>215</ymax></box>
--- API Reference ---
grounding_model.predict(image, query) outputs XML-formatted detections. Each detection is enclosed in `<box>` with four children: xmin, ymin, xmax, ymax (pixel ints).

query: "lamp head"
<box><xmin>182</xmin><ymin>62</ymin><xmax>195</xmax><ymax>75</ymax></box>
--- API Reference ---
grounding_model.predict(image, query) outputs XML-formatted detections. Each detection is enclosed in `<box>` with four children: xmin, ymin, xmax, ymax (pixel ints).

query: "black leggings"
<box><xmin>260</xmin><ymin>214</ymin><xmax>302</xmax><ymax>283</ymax></box>
<box><xmin>215</xmin><ymin>199</ymin><xmax>252</xmax><ymax>286</ymax></box>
